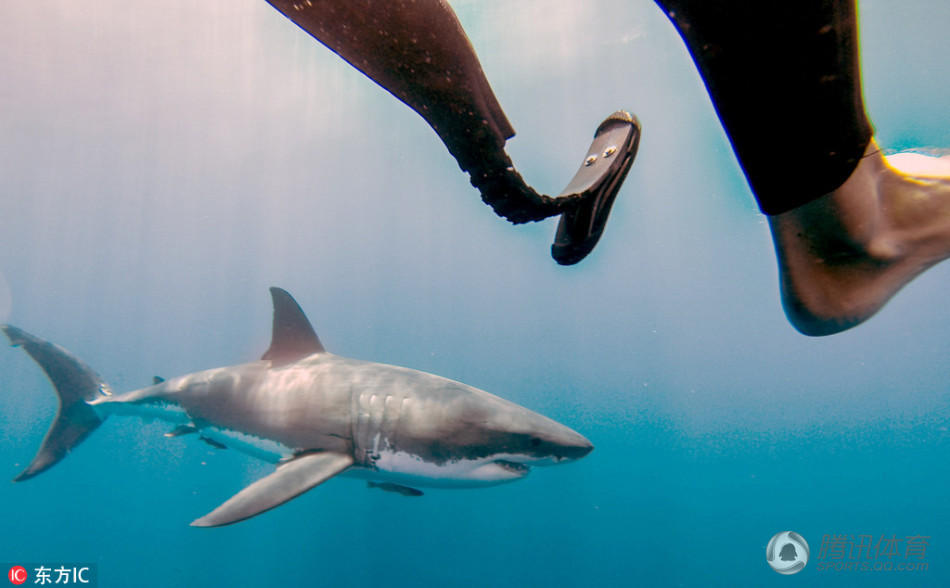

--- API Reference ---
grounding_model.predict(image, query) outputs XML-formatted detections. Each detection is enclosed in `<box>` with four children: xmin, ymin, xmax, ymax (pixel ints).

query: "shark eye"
<box><xmin>530</xmin><ymin>437</ymin><xmax>542</xmax><ymax>447</ymax></box>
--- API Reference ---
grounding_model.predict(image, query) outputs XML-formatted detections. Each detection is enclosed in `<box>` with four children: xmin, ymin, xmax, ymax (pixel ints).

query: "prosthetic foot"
<box><xmin>551</xmin><ymin>112</ymin><xmax>641</xmax><ymax>265</ymax></box>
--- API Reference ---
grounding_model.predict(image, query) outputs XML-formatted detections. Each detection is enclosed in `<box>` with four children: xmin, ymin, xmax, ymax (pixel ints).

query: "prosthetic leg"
<box><xmin>267</xmin><ymin>0</ymin><xmax>640</xmax><ymax>264</ymax></box>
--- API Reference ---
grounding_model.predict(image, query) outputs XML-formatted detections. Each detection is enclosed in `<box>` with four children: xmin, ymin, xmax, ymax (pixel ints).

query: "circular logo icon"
<box><xmin>766</xmin><ymin>531</ymin><xmax>809</xmax><ymax>575</ymax></box>
<box><xmin>8</xmin><ymin>566</ymin><xmax>27</xmax><ymax>586</ymax></box>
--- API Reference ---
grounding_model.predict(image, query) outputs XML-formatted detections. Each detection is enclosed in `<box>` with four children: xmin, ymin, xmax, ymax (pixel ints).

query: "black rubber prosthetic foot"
<box><xmin>551</xmin><ymin>111</ymin><xmax>641</xmax><ymax>265</ymax></box>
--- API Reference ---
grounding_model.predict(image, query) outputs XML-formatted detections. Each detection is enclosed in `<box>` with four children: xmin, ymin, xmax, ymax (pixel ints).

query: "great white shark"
<box><xmin>3</xmin><ymin>288</ymin><xmax>592</xmax><ymax>526</ymax></box>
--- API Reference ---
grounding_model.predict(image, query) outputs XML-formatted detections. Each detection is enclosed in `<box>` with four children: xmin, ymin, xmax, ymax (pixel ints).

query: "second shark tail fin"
<box><xmin>2</xmin><ymin>325</ymin><xmax>109</xmax><ymax>481</ymax></box>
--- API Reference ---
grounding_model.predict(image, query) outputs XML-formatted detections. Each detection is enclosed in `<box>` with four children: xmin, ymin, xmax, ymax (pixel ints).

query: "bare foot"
<box><xmin>768</xmin><ymin>140</ymin><xmax>950</xmax><ymax>336</ymax></box>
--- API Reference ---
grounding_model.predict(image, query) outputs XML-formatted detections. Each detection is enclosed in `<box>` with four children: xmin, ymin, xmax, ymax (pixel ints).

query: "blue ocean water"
<box><xmin>1</xmin><ymin>1</ymin><xmax>948</xmax><ymax>586</ymax></box>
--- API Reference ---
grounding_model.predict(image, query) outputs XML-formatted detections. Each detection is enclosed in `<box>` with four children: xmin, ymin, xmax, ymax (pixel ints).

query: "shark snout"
<box><xmin>526</xmin><ymin>422</ymin><xmax>593</xmax><ymax>465</ymax></box>
<box><xmin>555</xmin><ymin>429</ymin><xmax>594</xmax><ymax>461</ymax></box>
<box><xmin>566</xmin><ymin>434</ymin><xmax>594</xmax><ymax>460</ymax></box>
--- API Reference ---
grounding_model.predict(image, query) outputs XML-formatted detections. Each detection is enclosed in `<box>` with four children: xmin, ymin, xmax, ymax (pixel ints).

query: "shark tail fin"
<box><xmin>2</xmin><ymin>325</ymin><xmax>108</xmax><ymax>482</ymax></box>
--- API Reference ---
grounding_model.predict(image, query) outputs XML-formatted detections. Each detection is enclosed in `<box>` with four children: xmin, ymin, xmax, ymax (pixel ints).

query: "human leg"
<box><xmin>266</xmin><ymin>0</ymin><xmax>640</xmax><ymax>264</ymax></box>
<box><xmin>657</xmin><ymin>0</ymin><xmax>950</xmax><ymax>334</ymax></box>
<box><xmin>655</xmin><ymin>0</ymin><xmax>871</xmax><ymax>215</ymax></box>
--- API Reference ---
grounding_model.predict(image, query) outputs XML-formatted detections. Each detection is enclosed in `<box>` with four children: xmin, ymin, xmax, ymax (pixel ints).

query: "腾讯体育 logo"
<box><xmin>767</xmin><ymin>531</ymin><xmax>810</xmax><ymax>575</ymax></box>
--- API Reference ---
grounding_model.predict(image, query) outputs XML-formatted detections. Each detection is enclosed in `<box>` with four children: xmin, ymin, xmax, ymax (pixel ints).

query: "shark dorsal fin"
<box><xmin>261</xmin><ymin>287</ymin><xmax>325</xmax><ymax>367</ymax></box>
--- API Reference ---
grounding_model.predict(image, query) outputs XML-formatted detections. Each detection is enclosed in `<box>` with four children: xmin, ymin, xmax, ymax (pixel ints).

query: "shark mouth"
<box><xmin>494</xmin><ymin>460</ymin><xmax>530</xmax><ymax>475</ymax></box>
<box><xmin>370</xmin><ymin>451</ymin><xmax>534</xmax><ymax>486</ymax></box>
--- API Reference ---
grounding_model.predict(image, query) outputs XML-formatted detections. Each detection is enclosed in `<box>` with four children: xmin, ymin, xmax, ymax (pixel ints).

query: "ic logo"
<box><xmin>8</xmin><ymin>566</ymin><xmax>27</xmax><ymax>586</ymax></box>
<box><xmin>767</xmin><ymin>531</ymin><xmax>810</xmax><ymax>575</ymax></box>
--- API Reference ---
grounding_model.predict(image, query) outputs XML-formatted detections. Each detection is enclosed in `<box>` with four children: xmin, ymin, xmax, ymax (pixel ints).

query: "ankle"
<box><xmin>778</xmin><ymin>144</ymin><xmax>898</xmax><ymax>260</ymax></box>
<box><xmin>769</xmin><ymin>141</ymin><xmax>950</xmax><ymax>335</ymax></box>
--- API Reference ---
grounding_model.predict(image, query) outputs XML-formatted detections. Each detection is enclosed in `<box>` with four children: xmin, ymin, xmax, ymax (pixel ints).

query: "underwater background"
<box><xmin>1</xmin><ymin>1</ymin><xmax>948</xmax><ymax>586</ymax></box>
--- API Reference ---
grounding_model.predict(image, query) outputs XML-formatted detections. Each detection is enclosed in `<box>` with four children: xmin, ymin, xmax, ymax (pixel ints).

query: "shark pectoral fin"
<box><xmin>190</xmin><ymin>451</ymin><xmax>352</xmax><ymax>527</ymax></box>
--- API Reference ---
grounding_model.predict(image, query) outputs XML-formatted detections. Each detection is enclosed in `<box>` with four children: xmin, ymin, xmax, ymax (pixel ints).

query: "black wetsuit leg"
<box><xmin>654</xmin><ymin>0</ymin><xmax>873</xmax><ymax>215</ymax></box>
